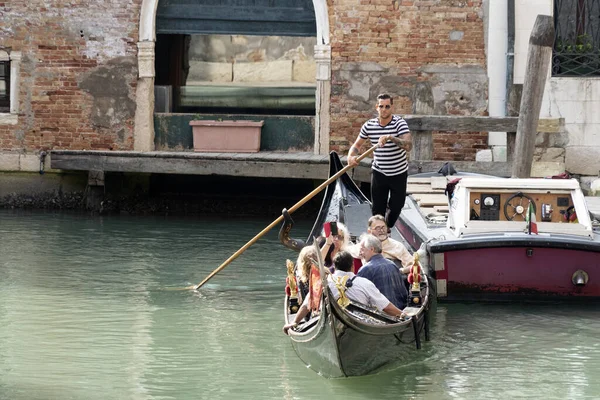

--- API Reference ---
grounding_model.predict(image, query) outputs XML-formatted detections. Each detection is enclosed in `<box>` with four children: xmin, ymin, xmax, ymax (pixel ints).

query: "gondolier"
<box><xmin>347</xmin><ymin>93</ymin><xmax>413</xmax><ymax>230</ymax></box>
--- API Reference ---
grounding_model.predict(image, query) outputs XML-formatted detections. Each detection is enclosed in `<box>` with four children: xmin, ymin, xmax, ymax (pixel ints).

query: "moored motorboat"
<box><xmin>398</xmin><ymin>169</ymin><xmax>600</xmax><ymax>301</ymax></box>
<box><xmin>279</xmin><ymin>152</ymin><xmax>431</xmax><ymax>378</ymax></box>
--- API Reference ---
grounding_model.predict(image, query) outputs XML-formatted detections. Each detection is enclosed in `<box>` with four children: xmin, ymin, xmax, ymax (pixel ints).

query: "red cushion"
<box><xmin>353</xmin><ymin>258</ymin><xmax>363</xmax><ymax>274</ymax></box>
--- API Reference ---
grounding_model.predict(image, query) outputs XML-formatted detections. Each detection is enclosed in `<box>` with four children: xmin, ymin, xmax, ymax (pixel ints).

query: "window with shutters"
<box><xmin>0</xmin><ymin>61</ymin><xmax>10</xmax><ymax>113</ymax></box>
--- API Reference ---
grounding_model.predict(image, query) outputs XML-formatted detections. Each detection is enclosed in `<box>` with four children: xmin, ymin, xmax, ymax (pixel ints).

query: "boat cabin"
<box><xmin>448</xmin><ymin>178</ymin><xmax>594</xmax><ymax>238</ymax></box>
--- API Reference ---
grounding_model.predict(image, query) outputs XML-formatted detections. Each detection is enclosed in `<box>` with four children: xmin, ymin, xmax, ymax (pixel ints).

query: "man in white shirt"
<box><xmin>367</xmin><ymin>215</ymin><xmax>414</xmax><ymax>274</ymax></box>
<box><xmin>283</xmin><ymin>250</ymin><xmax>405</xmax><ymax>335</ymax></box>
<box><xmin>347</xmin><ymin>214</ymin><xmax>414</xmax><ymax>274</ymax></box>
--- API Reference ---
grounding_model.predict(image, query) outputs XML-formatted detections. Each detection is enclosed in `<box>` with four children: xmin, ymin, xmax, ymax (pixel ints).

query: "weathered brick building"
<box><xmin>0</xmin><ymin>0</ymin><xmax>141</xmax><ymax>152</ymax></box>
<box><xmin>1</xmin><ymin>0</ymin><xmax>599</xmax><ymax>203</ymax></box>
<box><xmin>327</xmin><ymin>0</ymin><xmax>489</xmax><ymax>160</ymax></box>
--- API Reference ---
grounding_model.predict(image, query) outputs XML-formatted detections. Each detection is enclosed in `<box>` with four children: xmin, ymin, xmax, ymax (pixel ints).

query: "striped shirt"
<box><xmin>359</xmin><ymin>114</ymin><xmax>410</xmax><ymax>176</ymax></box>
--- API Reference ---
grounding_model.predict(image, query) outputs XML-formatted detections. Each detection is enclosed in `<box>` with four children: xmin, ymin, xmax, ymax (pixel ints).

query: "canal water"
<box><xmin>1</xmin><ymin>210</ymin><xmax>600</xmax><ymax>400</ymax></box>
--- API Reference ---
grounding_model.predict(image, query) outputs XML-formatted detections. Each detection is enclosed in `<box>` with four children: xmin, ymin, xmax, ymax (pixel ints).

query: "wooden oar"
<box><xmin>187</xmin><ymin>145</ymin><xmax>378</xmax><ymax>291</ymax></box>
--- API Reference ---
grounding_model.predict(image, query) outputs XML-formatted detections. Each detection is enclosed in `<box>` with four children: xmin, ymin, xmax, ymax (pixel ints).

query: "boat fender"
<box><xmin>444</xmin><ymin>178</ymin><xmax>462</xmax><ymax>201</ymax></box>
<box><xmin>278</xmin><ymin>208</ymin><xmax>306</xmax><ymax>252</ymax></box>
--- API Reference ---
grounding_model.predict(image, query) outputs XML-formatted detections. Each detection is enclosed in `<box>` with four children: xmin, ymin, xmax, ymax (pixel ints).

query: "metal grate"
<box><xmin>553</xmin><ymin>0</ymin><xmax>600</xmax><ymax>77</ymax></box>
<box><xmin>0</xmin><ymin>61</ymin><xmax>9</xmax><ymax>112</ymax></box>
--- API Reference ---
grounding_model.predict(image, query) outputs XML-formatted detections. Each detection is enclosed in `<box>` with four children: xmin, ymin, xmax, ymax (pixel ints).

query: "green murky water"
<box><xmin>1</xmin><ymin>210</ymin><xmax>600</xmax><ymax>399</ymax></box>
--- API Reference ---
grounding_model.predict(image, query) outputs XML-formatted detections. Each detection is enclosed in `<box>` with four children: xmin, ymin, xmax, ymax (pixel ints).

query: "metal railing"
<box><xmin>553</xmin><ymin>0</ymin><xmax>600</xmax><ymax>76</ymax></box>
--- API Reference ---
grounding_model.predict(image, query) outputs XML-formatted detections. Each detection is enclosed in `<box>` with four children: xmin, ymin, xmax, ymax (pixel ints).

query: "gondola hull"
<box><xmin>282</xmin><ymin>151</ymin><xmax>430</xmax><ymax>378</ymax></box>
<box><xmin>287</xmin><ymin>294</ymin><xmax>426</xmax><ymax>377</ymax></box>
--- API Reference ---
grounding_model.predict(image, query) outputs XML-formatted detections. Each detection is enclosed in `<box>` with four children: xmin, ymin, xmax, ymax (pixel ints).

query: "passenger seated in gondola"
<box><xmin>283</xmin><ymin>250</ymin><xmax>405</xmax><ymax>335</ymax></box>
<box><xmin>294</xmin><ymin>246</ymin><xmax>321</xmax><ymax>304</ymax></box>
<box><xmin>320</xmin><ymin>221</ymin><xmax>352</xmax><ymax>272</ymax></box>
<box><xmin>292</xmin><ymin>224</ymin><xmax>351</xmax><ymax>307</ymax></box>
<box><xmin>366</xmin><ymin>215</ymin><xmax>414</xmax><ymax>274</ymax></box>
<box><xmin>284</xmin><ymin>248</ymin><xmax>324</xmax><ymax>335</ymax></box>
<box><xmin>328</xmin><ymin>251</ymin><xmax>406</xmax><ymax>317</ymax></box>
<box><xmin>348</xmin><ymin>215</ymin><xmax>414</xmax><ymax>274</ymax></box>
<box><xmin>356</xmin><ymin>234</ymin><xmax>409</xmax><ymax>309</ymax></box>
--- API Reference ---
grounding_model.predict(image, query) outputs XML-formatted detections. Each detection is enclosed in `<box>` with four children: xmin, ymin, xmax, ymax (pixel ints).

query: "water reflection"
<box><xmin>1</xmin><ymin>211</ymin><xmax>600</xmax><ymax>399</ymax></box>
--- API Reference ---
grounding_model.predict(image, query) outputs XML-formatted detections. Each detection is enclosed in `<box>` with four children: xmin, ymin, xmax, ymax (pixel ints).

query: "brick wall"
<box><xmin>433</xmin><ymin>132</ymin><xmax>488</xmax><ymax>161</ymax></box>
<box><xmin>0</xmin><ymin>0</ymin><xmax>141</xmax><ymax>152</ymax></box>
<box><xmin>329</xmin><ymin>0</ymin><xmax>488</xmax><ymax>161</ymax></box>
<box><xmin>1</xmin><ymin>0</ymin><xmax>488</xmax><ymax>160</ymax></box>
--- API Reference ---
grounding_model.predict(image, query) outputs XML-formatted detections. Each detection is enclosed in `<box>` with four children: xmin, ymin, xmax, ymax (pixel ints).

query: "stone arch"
<box><xmin>134</xmin><ymin>0</ymin><xmax>331</xmax><ymax>154</ymax></box>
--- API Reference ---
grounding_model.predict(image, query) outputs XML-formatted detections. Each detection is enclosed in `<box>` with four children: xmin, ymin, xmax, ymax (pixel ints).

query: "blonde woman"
<box><xmin>295</xmin><ymin>245</ymin><xmax>318</xmax><ymax>304</ymax></box>
<box><xmin>321</xmin><ymin>222</ymin><xmax>351</xmax><ymax>272</ymax></box>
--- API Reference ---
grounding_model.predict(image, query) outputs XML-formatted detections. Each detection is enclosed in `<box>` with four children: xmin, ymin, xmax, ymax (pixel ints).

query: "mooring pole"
<box><xmin>512</xmin><ymin>15</ymin><xmax>554</xmax><ymax>178</ymax></box>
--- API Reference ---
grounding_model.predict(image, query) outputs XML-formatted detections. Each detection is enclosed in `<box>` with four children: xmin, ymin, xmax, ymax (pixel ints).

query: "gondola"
<box><xmin>278</xmin><ymin>152</ymin><xmax>431</xmax><ymax>378</ymax></box>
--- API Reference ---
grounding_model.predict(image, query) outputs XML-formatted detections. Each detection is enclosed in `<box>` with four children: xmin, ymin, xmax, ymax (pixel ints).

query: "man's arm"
<box><xmin>380</xmin><ymin>132</ymin><xmax>413</xmax><ymax>152</ymax></box>
<box><xmin>363</xmin><ymin>279</ymin><xmax>407</xmax><ymax>318</ymax></box>
<box><xmin>382</xmin><ymin>302</ymin><xmax>406</xmax><ymax>318</ymax></box>
<box><xmin>383</xmin><ymin>239</ymin><xmax>414</xmax><ymax>273</ymax></box>
<box><xmin>382</xmin><ymin>303</ymin><xmax>406</xmax><ymax>317</ymax></box>
<box><xmin>347</xmin><ymin>137</ymin><xmax>366</xmax><ymax>167</ymax></box>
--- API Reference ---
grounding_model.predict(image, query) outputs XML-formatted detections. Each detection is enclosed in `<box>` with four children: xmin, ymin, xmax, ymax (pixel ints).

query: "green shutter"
<box><xmin>156</xmin><ymin>0</ymin><xmax>316</xmax><ymax>37</ymax></box>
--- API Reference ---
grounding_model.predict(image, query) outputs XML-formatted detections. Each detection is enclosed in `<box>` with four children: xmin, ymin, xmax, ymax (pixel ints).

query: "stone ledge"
<box><xmin>0</xmin><ymin>153</ymin><xmax>19</xmax><ymax>170</ymax></box>
<box><xmin>0</xmin><ymin>113</ymin><xmax>18</xmax><ymax>125</ymax></box>
<box><xmin>0</xmin><ymin>152</ymin><xmax>54</xmax><ymax>172</ymax></box>
<box><xmin>530</xmin><ymin>161</ymin><xmax>565</xmax><ymax>178</ymax></box>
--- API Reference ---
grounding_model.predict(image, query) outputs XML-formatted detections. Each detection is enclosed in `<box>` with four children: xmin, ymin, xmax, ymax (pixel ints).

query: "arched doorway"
<box><xmin>135</xmin><ymin>0</ymin><xmax>331</xmax><ymax>154</ymax></box>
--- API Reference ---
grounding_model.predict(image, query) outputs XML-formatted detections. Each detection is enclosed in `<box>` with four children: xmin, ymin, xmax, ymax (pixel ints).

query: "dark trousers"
<box><xmin>371</xmin><ymin>169</ymin><xmax>408</xmax><ymax>229</ymax></box>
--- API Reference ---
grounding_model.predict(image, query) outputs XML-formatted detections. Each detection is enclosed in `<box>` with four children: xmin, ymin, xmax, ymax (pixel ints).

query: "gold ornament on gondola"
<box><xmin>333</xmin><ymin>276</ymin><xmax>351</xmax><ymax>308</ymax></box>
<box><xmin>408</xmin><ymin>253</ymin><xmax>422</xmax><ymax>305</ymax></box>
<box><xmin>286</xmin><ymin>259</ymin><xmax>298</xmax><ymax>298</ymax></box>
<box><xmin>286</xmin><ymin>259</ymin><xmax>300</xmax><ymax>313</ymax></box>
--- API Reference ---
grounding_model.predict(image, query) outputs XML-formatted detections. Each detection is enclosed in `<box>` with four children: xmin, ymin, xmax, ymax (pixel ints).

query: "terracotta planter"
<box><xmin>189</xmin><ymin>120</ymin><xmax>264</xmax><ymax>153</ymax></box>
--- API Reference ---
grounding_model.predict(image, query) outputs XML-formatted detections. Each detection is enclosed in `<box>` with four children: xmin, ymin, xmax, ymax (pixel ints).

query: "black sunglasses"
<box><xmin>377</xmin><ymin>105</ymin><xmax>391</xmax><ymax>109</ymax></box>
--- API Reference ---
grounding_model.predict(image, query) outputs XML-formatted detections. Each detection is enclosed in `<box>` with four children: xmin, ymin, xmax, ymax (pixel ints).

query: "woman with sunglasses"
<box><xmin>347</xmin><ymin>93</ymin><xmax>413</xmax><ymax>230</ymax></box>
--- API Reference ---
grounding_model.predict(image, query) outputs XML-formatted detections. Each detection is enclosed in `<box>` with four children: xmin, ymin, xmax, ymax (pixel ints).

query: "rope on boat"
<box><xmin>393</xmin><ymin>313</ymin><xmax>426</xmax><ymax>347</ymax></box>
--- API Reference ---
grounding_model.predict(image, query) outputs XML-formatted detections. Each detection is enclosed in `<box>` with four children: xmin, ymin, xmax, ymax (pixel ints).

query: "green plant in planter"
<box><xmin>555</xmin><ymin>34</ymin><xmax>598</xmax><ymax>76</ymax></box>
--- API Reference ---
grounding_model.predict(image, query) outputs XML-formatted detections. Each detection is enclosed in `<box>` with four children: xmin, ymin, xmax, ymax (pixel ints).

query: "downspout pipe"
<box><xmin>487</xmin><ymin>0</ymin><xmax>509</xmax><ymax>156</ymax></box>
<box><xmin>506</xmin><ymin>0</ymin><xmax>515</xmax><ymax>116</ymax></box>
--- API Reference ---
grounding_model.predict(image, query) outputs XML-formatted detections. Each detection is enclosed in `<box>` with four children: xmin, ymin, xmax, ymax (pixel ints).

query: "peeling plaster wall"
<box><xmin>0</xmin><ymin>0</ymin><xmax>141</xmax><ymax>159</ymax></box>
<box><xmin>329</xmin><ymin>0</ymin><xmax>489</xmax><ymax>160</ymax></box>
